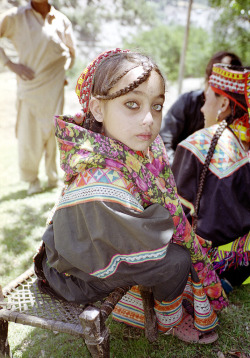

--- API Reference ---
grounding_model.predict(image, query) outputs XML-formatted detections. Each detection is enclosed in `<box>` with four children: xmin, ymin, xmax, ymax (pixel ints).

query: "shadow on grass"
<box><xmin>0</xmin><ymin>255</ymin><xmax>34</xmax><ymax>281</ymax></box>
<box><xmin>9</xmin><ymin>321</ymin><xmax>219</xmax><ymax>358</ymax></box>
<box><xmin>1</xmin><ymin>201</ymin><xmax>55</xmax><ymax>279</ymax></box>
<box><xmin>0</xmin><ymin>189</ymin><xmax>30</xmax><ymax>202</ymax></box>
<box><xmin>43</xmin><ymin>185</ymin><xmax>64</xmax><ymax>194</ymax></box>
<box><xmin>2</xmin><ymin>202</ymin><xmax>53</xmax><ymax>247</ymax></box>
<box><xmin>0</xmin><ymin>185</ymin><xmax>60</xmax><ymax>203</ymax></box>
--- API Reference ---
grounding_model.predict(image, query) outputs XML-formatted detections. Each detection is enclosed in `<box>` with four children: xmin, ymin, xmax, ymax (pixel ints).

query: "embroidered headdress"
<box><xmin>209</xmin><ymin>64</ymin><xmax>250</xmax><ymax>142</ymax></box>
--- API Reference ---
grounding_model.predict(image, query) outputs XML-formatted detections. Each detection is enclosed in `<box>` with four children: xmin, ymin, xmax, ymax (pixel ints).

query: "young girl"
<box><xmin>35</xmin><ymin>49</ymin><xmax>226</xmax><ymax>344</ymax></box>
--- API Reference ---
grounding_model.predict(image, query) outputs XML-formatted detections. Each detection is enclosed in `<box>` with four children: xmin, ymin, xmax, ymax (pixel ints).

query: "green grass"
<box><xmin>0</xmin><ymin>110</ymin><xmax>249</xmax><ymax>358</ymax></box>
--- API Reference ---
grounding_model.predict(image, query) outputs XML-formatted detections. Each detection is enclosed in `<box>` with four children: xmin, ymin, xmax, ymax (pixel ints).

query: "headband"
<box><xmin>75</xmin><ymin>48</ymin><xmax>130</xmax><ymax>122</ymax></box>
<box><xmin>209</xmin><ymin>64</ymin><xmax>250</xmax><ymax>142</ymax></box>
<box><xmin>209</xmin><ymin>64</ymin><xmax>250</xmax><ymax>114</ymax></box>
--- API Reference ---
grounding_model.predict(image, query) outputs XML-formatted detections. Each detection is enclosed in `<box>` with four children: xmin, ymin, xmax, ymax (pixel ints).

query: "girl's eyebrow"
<box><xmin>130</xmin><ymin>90</ymin><xmax>165</xmax><ymax>100</ymax></box>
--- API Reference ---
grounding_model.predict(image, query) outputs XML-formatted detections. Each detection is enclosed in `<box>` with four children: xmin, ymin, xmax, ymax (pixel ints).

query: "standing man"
<box><xmin>0</xmin><ymin>0</ymin><xmax>76</xmax><ymax>195</ymax></box>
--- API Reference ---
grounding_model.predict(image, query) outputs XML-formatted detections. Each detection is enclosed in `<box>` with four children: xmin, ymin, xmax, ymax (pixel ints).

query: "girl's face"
<box><xmin>201</xmin><ymin>86</ymin><xmax>226</xmax><ymax>128</ymax></box>
<box><xmin>95</xmin><ymin>67</ymin><xmax>165</xmax><ymax>152</ymax></box>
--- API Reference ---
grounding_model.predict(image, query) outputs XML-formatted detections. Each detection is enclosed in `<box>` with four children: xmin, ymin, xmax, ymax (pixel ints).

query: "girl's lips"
<box><xmin>136</xmin><ymin>133</ymin><xmax>152</xmax><ymax>141</ymax></box>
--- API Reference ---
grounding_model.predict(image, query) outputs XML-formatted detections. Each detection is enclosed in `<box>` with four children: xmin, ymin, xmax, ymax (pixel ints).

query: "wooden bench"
<box><xmin>0</xmin><ymin>267</ymin><xmax>157</xmax><ymax>357</ymax></box>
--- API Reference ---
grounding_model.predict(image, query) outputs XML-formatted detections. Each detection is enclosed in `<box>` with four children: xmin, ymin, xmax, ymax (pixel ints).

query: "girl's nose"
<box><xmin>143</xmin><ymin>111</ymin><xmax>153</xmax><ymax>126</ymax></box>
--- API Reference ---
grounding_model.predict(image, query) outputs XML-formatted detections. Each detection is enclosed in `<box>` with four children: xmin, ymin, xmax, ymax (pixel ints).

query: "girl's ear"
<box><xmin>89</xmin><ymin>97</ymin><xmax>104</xmax><ymax>123</ymax></box>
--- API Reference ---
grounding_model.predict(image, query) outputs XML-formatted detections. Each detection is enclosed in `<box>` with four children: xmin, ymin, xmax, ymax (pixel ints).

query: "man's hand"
<box><xmin>6</xmin><ymin>60</ymin><xmax>35</xmax><ymax>80</ymax></box>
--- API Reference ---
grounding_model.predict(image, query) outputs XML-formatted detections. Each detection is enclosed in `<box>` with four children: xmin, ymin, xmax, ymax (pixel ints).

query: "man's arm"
<box><xmin>63</xmin><ymin>19</ymin><xmax>76</xmax><ymax>70</ymax></box>
<box><xmin>0</xmin><ymin>9</ymin><xmax>34</xmax><ymax>80</ymax></box>
<box><xmin>4</xmin><ymin>57</ymin><xmax>34</xmax><ymax>80</ymax></box>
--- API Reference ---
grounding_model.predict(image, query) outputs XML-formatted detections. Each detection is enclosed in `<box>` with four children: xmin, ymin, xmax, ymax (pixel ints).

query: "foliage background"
<box><xmin>60</xmin><ymin>0</ymin><xmax>249</xmax><ymax>81</ymax></box>
<box><xmin>65</xmin><ymin>0</ymin><xmax>249</xmax><ymax>83</ymax></box>
<box><xmin>1</xmin><ymin>0</ymin><xmax>249</xmax><ymax>82</ymax></box>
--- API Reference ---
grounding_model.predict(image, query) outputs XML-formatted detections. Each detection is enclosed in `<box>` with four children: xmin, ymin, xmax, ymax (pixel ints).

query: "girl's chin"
<box><xmin>129</xmin><ymin>144</ymin><xmax>151</xmax><ymax>152</ymax></box>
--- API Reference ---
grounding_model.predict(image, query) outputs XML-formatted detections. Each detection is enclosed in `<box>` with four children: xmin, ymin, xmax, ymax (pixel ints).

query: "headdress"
<box><xmin>75</xmin><ymin>48</ymin><xmax>130</xmax><ymax>122</ymax></box>
<box><xmin>209</xmin><ymin>64</ymin><xmax>250</xmax><ymax>142</ymax></box>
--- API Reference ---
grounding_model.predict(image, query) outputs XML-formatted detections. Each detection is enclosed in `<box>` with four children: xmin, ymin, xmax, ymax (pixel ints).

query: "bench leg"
<box><xmin>0</xmin><ymin>319</ymin><xmax>10</xmax><ymax>357</ymax></box>
<box><xmin>79</xmin><ymin>306</ymin><xmax>110</xmax><ymax>358</ymax></box>
<box><xmin>139</xmin><ymin>285</ymin><xmax>158</xmax><ymax>343</ymax></box>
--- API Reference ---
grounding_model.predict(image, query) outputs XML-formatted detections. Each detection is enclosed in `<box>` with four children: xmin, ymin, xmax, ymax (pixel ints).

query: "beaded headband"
<box><xmin>75</xmin><ymin>48</ymin><xmax>130</xmax><ymax>121</ymax></box>
<box><xmin>209</xmin><ymin>64</ymin><xmax>250</xmax><ymax>114</ymax></box>
<box><xmin>209</xmin><ymin>64</ymin><xmax>250</xmax><ymax>142</ymax></box>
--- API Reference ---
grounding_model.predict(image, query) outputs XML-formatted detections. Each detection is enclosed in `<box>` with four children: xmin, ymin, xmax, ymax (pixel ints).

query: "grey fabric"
<box><xmin>41</xmin><ymin>192</ymin><xmax>193</xmax><ymax>304</ymax></box>
<box><xmin>42</xmin><ymin>243</ymin><xmax>191</xmax><ymax>303</ymax></box>
<box><xmin>44</xmin><ymin>201</ymin><xmax>175</xmax><ymax>279</ymax></box>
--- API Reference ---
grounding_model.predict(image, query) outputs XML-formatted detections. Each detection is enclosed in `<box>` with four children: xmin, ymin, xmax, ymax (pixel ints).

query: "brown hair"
<box><xmin>84</xmin><ymin>52</ymin><xmax>165</xmax><ymax>132</ymax></box>
<box><xmin>205</xmin><ymin>51</ymin><xmax>242</xmax><ymax>83</ymax></box>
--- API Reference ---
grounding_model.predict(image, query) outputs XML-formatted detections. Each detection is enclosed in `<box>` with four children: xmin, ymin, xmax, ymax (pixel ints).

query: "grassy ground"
<box><xmin>0</xmin><ymin>72</ymin><xmax>249</xmax><ymax>357</ymax></box>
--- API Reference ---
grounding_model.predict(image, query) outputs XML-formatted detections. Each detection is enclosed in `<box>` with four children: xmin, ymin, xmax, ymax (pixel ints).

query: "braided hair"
<box><xmin>192</xmin><ymin>120</ymin><xmax>227</xmax><ymax>233</ymax></box>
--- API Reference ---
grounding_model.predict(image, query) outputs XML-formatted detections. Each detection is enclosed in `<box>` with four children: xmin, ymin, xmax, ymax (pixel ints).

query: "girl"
<box><xmin>172</xmin><ymin>64</ymin><xmax>250</xmax><ymax>292</ymax></box>
<box><xmin>35</xmin><ymin>49</ymin><xmax>226</xmax><ymax>344</ymax></box>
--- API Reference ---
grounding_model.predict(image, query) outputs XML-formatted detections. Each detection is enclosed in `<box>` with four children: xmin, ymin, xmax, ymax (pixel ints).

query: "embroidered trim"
<box><xmin>90</xmin><ymin>244</ymin><xmax>169</xmax><ymax>279</ymax></box>
<box><xmin>180</xmin><ymin>127</ymin><xmax>248</xmax><ymax>178</ymax></box>
<box><xmin>57</xmin><ymin>183</ymin><xmax>144</xmax><ymax>212</ymax></box>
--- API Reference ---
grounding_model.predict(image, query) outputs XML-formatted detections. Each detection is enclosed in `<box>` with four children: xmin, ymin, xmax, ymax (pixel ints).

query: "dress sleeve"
<box><xmin>44</xmin><ymin>197</ymin><xmax>175</xmax><ymax>280</ymax></box>
<box><xmin>63</xmin><ymin>17</ymin><xmax>76</xmax><ymax>70</ymax></box>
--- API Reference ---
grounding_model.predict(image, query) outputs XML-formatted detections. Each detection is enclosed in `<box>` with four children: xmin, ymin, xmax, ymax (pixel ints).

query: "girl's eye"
<box><xmin>125</xmin><ymin>101</ymin><xmax>139</xmax><ymax>109</ymax></box>
<box><xmin>152</xmin><ymin>104</ymin><xmax>163</xmax><ymax>112</ymax></box>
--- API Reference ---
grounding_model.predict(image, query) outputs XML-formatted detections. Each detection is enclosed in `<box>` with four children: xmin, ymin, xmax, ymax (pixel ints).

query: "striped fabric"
<box><xmin>212</xmin><ymin>233</ymin><xmax>250</xmax><ymax>274</ymax></box>
<box><xmin>113</xmin><ymin>275</ymin><xmax>218</xmax><ymax>333</ymax></box>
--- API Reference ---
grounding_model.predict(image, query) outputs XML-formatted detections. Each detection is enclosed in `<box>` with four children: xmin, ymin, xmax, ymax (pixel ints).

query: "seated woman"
<box><xmin>34</xmin><ymin>49</ymin><xmax>227</xmax><ymax>344</ymax></box>
<box><xmin>172</xmin><ymin>64</ymin><xmax>250</xmax><ymax>293</ymax></box>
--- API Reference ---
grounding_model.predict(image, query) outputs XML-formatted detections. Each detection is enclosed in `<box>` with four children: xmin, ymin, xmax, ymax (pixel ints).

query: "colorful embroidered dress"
<box><xmin>41</xmin><ymin>115</ymin><xmax>228</xmax><ymax>333</ymax></box>
<box><xmin>172</xmin><ymin>125</ymin><xmax>250</xmax><ymax>281</ymax></box>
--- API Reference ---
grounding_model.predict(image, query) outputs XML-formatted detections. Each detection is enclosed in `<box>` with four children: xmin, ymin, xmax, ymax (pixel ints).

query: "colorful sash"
<box><xmin>212</xmin><ymin>233</ymin><xmax>250</xmax><ymax>284</ymax></box>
